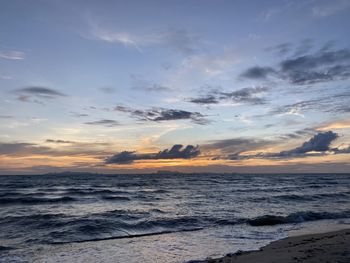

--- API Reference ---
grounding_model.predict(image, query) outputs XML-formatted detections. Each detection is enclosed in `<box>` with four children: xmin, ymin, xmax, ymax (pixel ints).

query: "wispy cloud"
<box><xmin>90</xmin><ymin>26</ymin><xmax>142</xmax><ymax>51</ymax></box>
<box><xmin>182</xmin><ymin>47</ymin><xmax>240</xmax><ymax>76</ymax></box>
<box><xmin>269</xmin><ymin>90</ymin><xmax>350</xmax><ymax>116</ymax></box>
<box><xmin>0</xmin><ymin>141</ymin><xmax>112</xmax><ymax>158</ymax></box>
<box><xmin>130</xmin><ymin>75</ymin><xmax>172</xmax><ymax>92</ymax></box>
<box><xmin>46</xmin><ymin>139</ymin><xmax>75</xmax><ymax>144</ymax></box>
<box><xmin>0</xmin><ymin>50</ymin><xmax>25</xmax><ymax>60</ymax></box>
<box><xmin>202</xmin><ymin>138</ymin><xmax>271</xmax><ymax>156</ymax></box>
<box><xmin>312</xmin><ymin>0</ymin><xmax>350</xmax><ymax>17</ymax></box>
<box><xmin>317</xmin><ymin>120</ymin><xmax>350</xmax><ymax>131</ymax></box>
<box><xmin>88</xmin><ymin>20</ymin><xmax>201</xmax><ymax>55</ymax></box>
<box><xmin>84</xmin><ymin>119</ymin><xmax>120</xmax><ymax>127</ymax></box>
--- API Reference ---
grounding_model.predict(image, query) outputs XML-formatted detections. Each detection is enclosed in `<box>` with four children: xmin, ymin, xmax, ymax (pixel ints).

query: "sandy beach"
<box><xmin>203</xmin><ymin>229</ymin><xmax>350</xmax><ymax>263</ymax></box>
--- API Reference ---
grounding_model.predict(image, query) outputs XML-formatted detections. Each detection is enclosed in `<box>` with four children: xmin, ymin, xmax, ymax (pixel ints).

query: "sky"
<box><xmin>0</xmin><ymin>0</ymin><xmax>350</xmax><ymax>174</ymax></box>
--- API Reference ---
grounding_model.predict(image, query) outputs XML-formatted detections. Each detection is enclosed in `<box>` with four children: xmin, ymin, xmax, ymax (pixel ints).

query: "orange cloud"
<box><xmin>317</xmin><ymin>120</ymin><xmax>350</xmax><ymax>131</ymax></box>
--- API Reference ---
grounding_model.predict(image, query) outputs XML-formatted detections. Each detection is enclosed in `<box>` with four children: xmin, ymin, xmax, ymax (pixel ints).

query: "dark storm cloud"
<box><xmin>240</xmin><ymin>66</ymin><xmax>275</xmax><ymax>79</ymax></box>
<box><xmin>84</xmin><ymin>119</ymin><xmax>120</xmax><ymax>127</ymax></box>
<box><xmin>241</xmin><ymin>45</ymin><xmax>350</xmax><ymax>85</ymax></box>
<box><xmin>189</xmin><ymin>87</ymin><xmax>268</xmax><ymax>106</ymax></box>
<box><xmin>114</xmin><ymin>105</ymin><xmax>209</xmax><ymax>125</ymax></box>
<box><xmin>228</xmin><ymin>131</ymin><xmax>345</xmax><ymax>160</ymax></box>
<box><xmin>105</xmin><ymin>144</ymin><xmax>200</xmax><ymax>164</ymax></box>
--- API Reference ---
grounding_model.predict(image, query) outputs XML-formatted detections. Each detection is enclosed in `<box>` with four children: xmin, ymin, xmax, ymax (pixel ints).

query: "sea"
<box><xmin>0</xmin><ymin>173</ymin><xmax>349</xmax><ymax>263</ymax></box>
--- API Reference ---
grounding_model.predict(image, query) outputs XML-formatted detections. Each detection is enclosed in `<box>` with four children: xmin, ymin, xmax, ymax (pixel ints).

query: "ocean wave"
<box><xmin>248</xmin><ymin>210</ymin><xmax>350</xmax><ymax>226</ymax></box>
<box><xmin>0</xmin><ymin>196</ymin><xmax>75</xmax><ymax>205</ymax></box>
<box><xmin>278</xmin><ymin>192</ymin><xmax>349</xmax><ymax>201</ymax></box>
<box><xmin>252</xmin><ymin>191</ymin><xmax>350</xmax><ymax>202</ymax></box>
<box><xmin>41</xmin><ymin>216</ymin><xmax>206</xmax><ymax>244</ymax></box>
<box><xmin>64</xmin><ymin>188</ymin><xmax>130</xmax><ymax>196</ymax></box>
<box><xmin>101</xmin><ymin>195</ymin><xmax>131</xmax><ymax>201</ymax></box>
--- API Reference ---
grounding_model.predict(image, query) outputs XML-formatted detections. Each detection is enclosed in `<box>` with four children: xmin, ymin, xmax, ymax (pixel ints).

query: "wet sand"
<box><xmin>204</xmin><ymin>229</ymin><xmax>350</xmax><ymax>263</ymax></box>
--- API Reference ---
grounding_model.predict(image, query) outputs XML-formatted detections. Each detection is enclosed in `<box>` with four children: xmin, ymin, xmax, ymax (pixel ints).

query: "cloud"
<box><xmin>99</xmin><ymin>87</ymin><xmax>117</xmax><ymax>94</ymax></box>
<box><xmin>13</xmin><ymin>86</ymin><xmax>67</xmax><ymax>103</ymax></box>
<box><xmin>220</xmin><ymin>87</ymin><xmax>268</xmax><ymax>104</ymax></box>
<box><xmin>333</xmin><ymin>146</ymin><xmax>350</xmax><ymax>154</ymax></box>
<box><xmin>270</xmin><ymin>90</ymin><xmax>350</xmax><ymax>116</ymax></box>
<box><xmin>139</xmin><ymin>84</ymin><xmax>171</xmax><ymax>92</ymax></box>
<box><xmin>130</xmin><ymin>75</ymin><xmax>172</xmax><ymax>92</ymax></box>
<box><xmin>274</xmin><ymin>131</ymin><xmax>338</xmax><ymax>157</ymax></box>
<box><xmin>293</xmin><ymin>39</ymin><xmax>314</xmax><ymax>56</ymax></box>
<box><xmin>70</xmin><ymin>112</ymin><xmax>89</xmax><ymax>118</ymax></box>
<box><xmin>15</xmin><ymin>87</ymin><xmax>66</xmax><ymax>97</ymax></box>
<box><xmin>203</xmin><ymin>138</ymin><xmax>271</xmax><ymax>156</ymax></box>
<box><xmin>0</xmin><ymin>50</ymin><xmax>25</xmax><ymax>60</ymax></box>
<box><xmin>182</xmin><ymin>47</ymin><xmax>240</xmax><ymax>76</ymax></box>
<box><xmin>312</xmin><ymin>0</ymin><xmax>350</xmax><ymax>17</ymax></box>
<box><xmin>266</xmin><ymin>43</ymin><xmax>292</xmax><ymax>56</ymax></box>
<box><xmin>241</xmin><ymin>46</ymin><xmax>350</xmax><ymax>85</ymax></box>
<box><xmin>240</xmin><ymin>66</ymin><xmax>275</xmax><ymax>79</ymax></box>
<box><xmin>105</xmin><ymin>144</ymin><xmax>200</xmax><ymax>164</ymax></box>
<box><xmin>84</xmin><ymin>119</ymin><xmax>120</xmax><ymax>127</ymax></box>
<box><xmin>89</xmin><ymin>21</ymin><xmax>201</xmax><ymax>55</ymax></box>
<box><xmin>0</xmin><ymin>142</ymin><xmax>51</xmax><ymax>155</ymax></box>
<box><xmin>189</xmin><ymin>95</ymin><xmax>219</xmax><ymax>105</ymax></box>
<box><xmin>229</xmin><ymin>131</ymin><xmax>344</xmax><ymax>160</ymax></box>
<box><xmin>0</xmin><ymin>141</ymin><xmax>112</xmax><ymax>158</ymax></box>
<box><xmin>114</xmin><ymin>105</ymin><xmax>209</xmax><ymax>125</ymax></box>
<box><xmin>46</xmin><ymin>139</ymin><xmax>75</xmax><ymax>144</ymax></box>
<box><xmin>280</xmin><ymin>49</ymin><xmax>350</xmax><ymax>84</ymax></box>
<box><xmin>159</xmin><ymin>28</ymin><xmax>200</xmax><ymax>55</ymax></box>
<box><xmin>89</xmin><ymin>21</ymin><xmax>142</xmax><ymax>51</ymax></box>
<box><xmin>279</xmin><ymin>128</ymin><xmax>315</xmax><ymax>140</ymax></box>
<box><xmin>0</xmin><ymin>115</ymin><xmax>13</xmax><ymax>119</ymax></box>
<box><xmin>189</xmin><ymin>86</ymin><xmax>268</xmax><ymax>105</ymax></box>
<box><xmin>317</xmin><ymin>120</ymin><xmax>350</xmax><ymax>131</ymax></box>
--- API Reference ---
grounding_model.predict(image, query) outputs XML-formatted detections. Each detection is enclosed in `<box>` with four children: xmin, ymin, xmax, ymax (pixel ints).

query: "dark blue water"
<box><xmin>0</xmin><ymin>173</ymin><xmax>349</xmax><ymax>262</ymax></box>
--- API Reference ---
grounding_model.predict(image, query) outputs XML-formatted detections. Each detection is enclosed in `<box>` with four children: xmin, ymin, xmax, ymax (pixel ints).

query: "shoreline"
<box><xmin>202</xmin><ymin>228</ymin><xmax>350</xmax><ymax>263</ymax></box>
